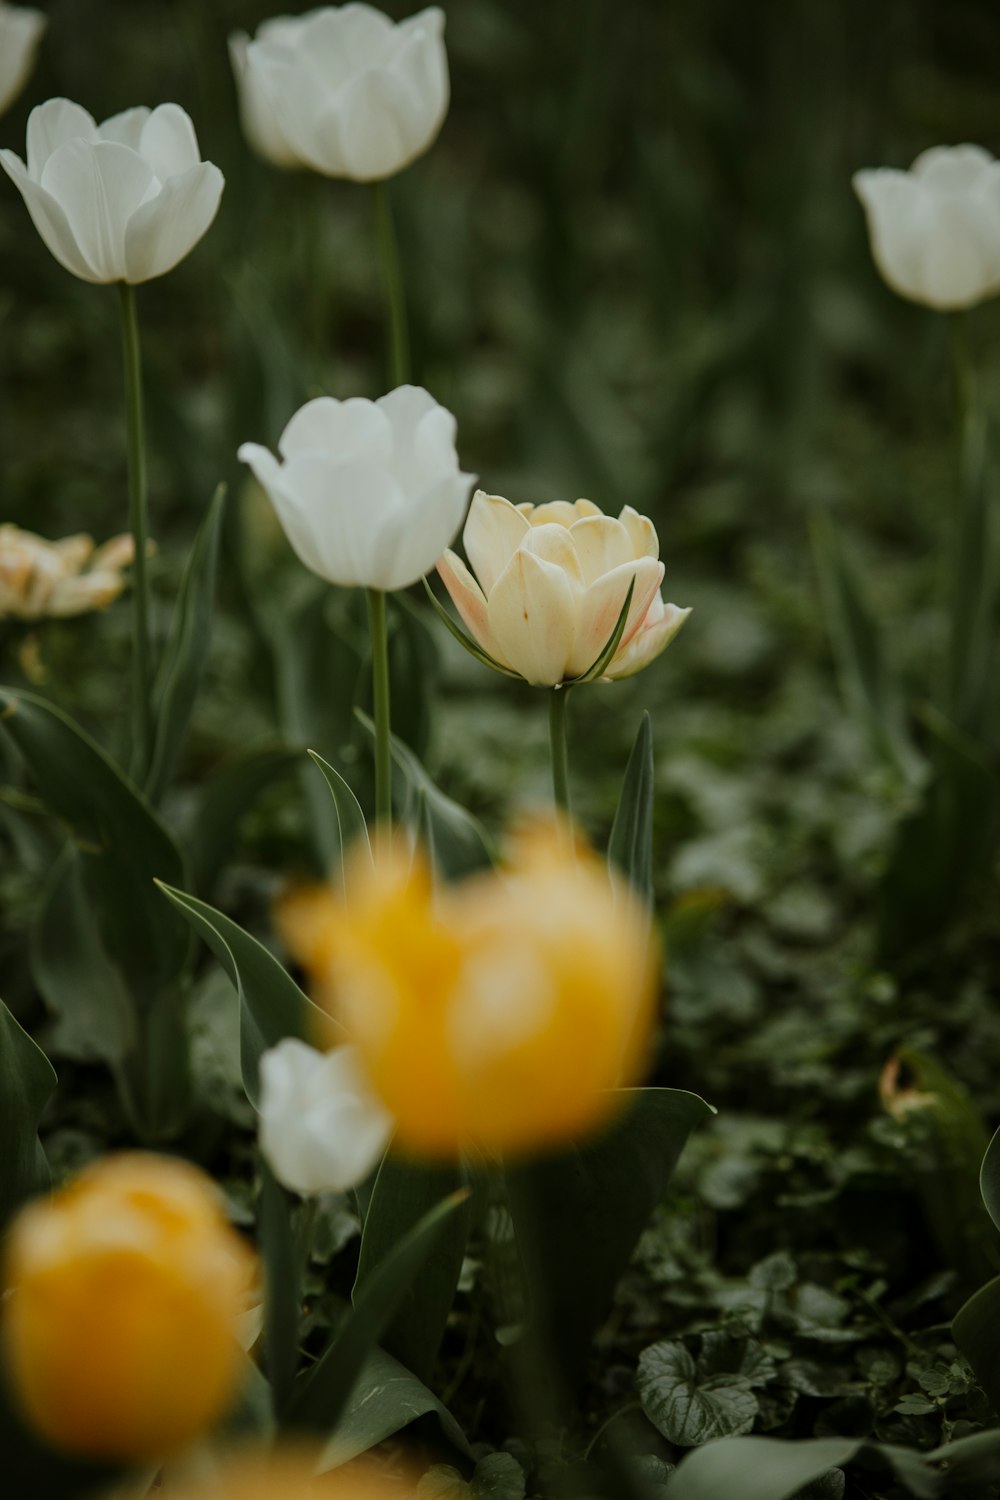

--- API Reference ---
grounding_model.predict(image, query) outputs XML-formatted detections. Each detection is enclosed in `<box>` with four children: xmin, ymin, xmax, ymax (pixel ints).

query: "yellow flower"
<box><xmin>0</xmin><ymin>525</ymin><xmax>136</xmax><ymax>621</ymax></box>
<box><xmin>278</xmin><ymin>821</ymin><xmax>657</xmax><ymax>1157</ymax></box>
<box><xmin>2</xmin><ymin>1153</ymin><xmax>257</xmax><ymax>1461</ymax></box>
<box><xmin>157</xmin><ymin>1447</ymin><xmax>416</xmax><ymax>1499</ymax></box>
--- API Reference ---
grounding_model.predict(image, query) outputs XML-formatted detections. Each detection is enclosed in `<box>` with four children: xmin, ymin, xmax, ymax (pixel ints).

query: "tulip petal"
<box><xmin>41</xmin><ymin>139</ymin><xmax>156</xmax><ymax>282</ymax></box>
<box><xmin>522</xmin><ymin>522</ymin><xmax>584</xmax><ymax>582</ymax></box>
<box><xmin>0</xmin><ymin>149</ymin><xmax>100</xmax><ymax>282</ymax></box>
<box><xmin>139</xmin><ymin>104</ymin><xmax>202</xmax><ymax>180</ymax></box>
<box><xmin>568</xmin><ymin>514</ymin><xmax>637</xmax><ymax>584</ymax></box>
<box><xmin>123</xmin><ymin>161</ymin><xmax>224</xmax><ymax>282</ymax></box>
<box><xmin>437</xmin><ymin>549</ymin><xmax>509</xmax><ymax>663</ymax></box>
<box><xmin>912</xmin><ymin>144</ymin><xmax>996</xmax><ymax>190</ymax></box>
<box><xmin>229</xmin><ymin>33</ymin><xmax>301</xmax><ymax>168</ymax></box>
<box><xmin>278</xmin><ymin>452</ymin><xmax>407</xmax><ymax>588</ymax></box>
<box><xmin>464</xmin><ymin>491</ymin><xmax>530</xmax><ymax>595</ymax></box>
<box><xmin>487</xmin><ymin>549</ymin><xmax>578</xmax><ymax>686</ymax></box>
<box><xmin>279</xmin><ymin>396</ymin><xmax>393</xmax><ymax>466</ymax></box>
<box><xmin>618</xmin><ymin>504</ymin><xmax>660</xmax><ymax>559</ymax></box>
<box><xmin>523</xmin><ymin>499</ymin><xmax>600</xmax><ymax>527</ymax></box>
<box><xmin>26</xmin><ymin>98</ymin><xmax>97</xmax><ymax>178</ymax></box>
<box><xmin>372</xmin><ymin>473</ymin><xmax>471</xmax><ymax>590</ymax></box>
<box><xmin>377</xmin><ymin>386</ymin><xmax>460</xmax><ymax>493</ymax></box>
<box><xmin>299</xmin><ymin>3</ymin><xmax>396</xmax><ymax>84</ymax></box>
<box><xmin>605</xmin><ymin>602</ymin><xmax>691</xmax><ymax>680</ymax></box>
<box><xmin>99</xmin><ymin>108</ymin><xmax>151</xmax><ymax>151</ymax></box>
<box><xmin>252</xmin><ymin>49</ymin><xmax>342</xmax><ymax>175</ymax></box>
<box><xmin>568</xmin><ymin>557</ymin><xmax>664</xmax><ymax>679</ymax></box>
<box><xmin>0</xmin><ymin>7</ymin><xmax>46</xmax><ymax>117</ymax></box>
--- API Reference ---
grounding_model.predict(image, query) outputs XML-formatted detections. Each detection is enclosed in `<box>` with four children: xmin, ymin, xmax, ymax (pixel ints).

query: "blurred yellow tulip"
<box><xmin>157</xmin><ymin>1447</ymin><xmax>416</xmax><ymax>1499</ymax></box>
<box><xmin>3</xmin><ymin>1153</ymin><xmax>257</xmax><ymax>1461</ymax></box>
<box><xmin>278</xmin><ymin>820</ymin><xmax>657</xmax><ymax>1157</ymax></box>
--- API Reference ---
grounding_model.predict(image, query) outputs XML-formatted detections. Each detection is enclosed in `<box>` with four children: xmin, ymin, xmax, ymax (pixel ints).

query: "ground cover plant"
<box><xmin>4</xmin><ymin>2</ymin><xmax>1000</xmax><ymax>1498</ymax></box>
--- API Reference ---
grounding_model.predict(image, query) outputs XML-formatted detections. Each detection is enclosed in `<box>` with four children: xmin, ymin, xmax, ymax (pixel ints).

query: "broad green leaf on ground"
<box><xmin>418</xmin><ymin>1453</ymin><xmax>526</xmax><ymax>1500</ymax></box>
<box><xmin>638</xmin><ymin>1340</ymin><xmax>758</xmax><ymax>1445</ymax></box>
<box><xmin>288</xmin><ymin>1191</ymin><xmax>469</xmax><ymax>1433</ymax></box>
<box><xmin>156</xmin><ymin>883</ymin><xmax>330</xmax><ymax>1108</ymax></box>
<box><xmin>953</xmin><ymin>1275</ymin><xmax>1000</xmax><ymax>1414</ymax></box>
<box><xmin>0</xmin><ymin>689</ymin><xmax>188</xmax><ymax>994</ymax></box>
<box><xmin>146</xmin><ymin>485</ymin><xmax>225</xmax><ymax>803</ymax></box>
<box><xmin>665</xmin><ymin>1435</ymin><xmax>936</xmax><ymax>1500</ymax></box>
<box><xmin>608</xmin><ymin>711</ymin><xmax>654</xmax><ymax>904</ymax></box>
<box><xmin>507</xmin><ymin>1087</ymin><xmax>713</xmax><ymax>1383</ymax></box>
<box><xmin>317</xmin><ymin>1345</ymin><xmax>471</xmax><ymax>1470</ymax></box>
<box><xmin>0</xmin><ymin>998</ymin><xmax>55</xmax><ymax>1229</ymax></box>
<box><xmin>354</xmin><ymin>1152</ymin><xmax>472</xmax><ymax>1383</ymax></box>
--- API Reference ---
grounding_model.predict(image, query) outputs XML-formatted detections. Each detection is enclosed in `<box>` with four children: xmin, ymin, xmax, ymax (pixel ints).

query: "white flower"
<box><xmin>229</xmin><ymin>3</ymin><xmax>449</xmax><ymax>181</ymax></box>
<box><xmin>437</xmin><ymin>492</ymin><xmax>690</xmax><ymax>686</ymax></box>
<box><xmin>0</xmin><ymin>525</ymin><xmax>136</xmax><ymax>620</ymax></box>
<box><xmin>0</xmin><ymin>97</ymin><xmax>224</xmax><ymax>284</ymax></box>
<box><xmin>258</xmin><ymin>1038</ymin><xmax>393</xmax><ymax>1196</ymax></box>
<box><xmin>854</xmin><ymin>145</ymin><xmax>1000</xmax><ymax>311</ymax></box>
<box><xmin>0</xmin><ymin>4</ymin><xmax>46</xmax><ymax>117</ymax></box>
<box><xmin>238</xmin><ymin>386</ymin><xmax>474</xmax><ymax>591</ymax></box>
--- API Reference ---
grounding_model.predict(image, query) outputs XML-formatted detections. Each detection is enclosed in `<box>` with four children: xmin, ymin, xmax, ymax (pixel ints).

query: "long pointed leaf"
<box><xmin>0</xmin><ymin>998</ymin><xmax>55</xmax><ymax>1229</ymax></box>
<box><xmin>608</xmin><ymin>712</ymin><xmax>654</xmax><ymax>905</ymax></box>
<box><xmin>421</xmin><ymin>578</ymin><xmax>521</xmax><ymax>679</ymax></box>
<box><xmin>307</xmin><ymin>749</ymin><xmax>372</xmax><ymax>889</ymax></box>
<box><xmin>572</xmin><ymin>576</ymin><xmax>635</xmax><ymax>683</ymax></box>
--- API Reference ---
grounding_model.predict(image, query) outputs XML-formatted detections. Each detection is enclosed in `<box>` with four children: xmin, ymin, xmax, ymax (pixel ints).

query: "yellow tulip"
<box><xmin>277</xmin><ymin>821</ymin><xmax>657</xmax><ymax>1157</ymax></box>
<box><xmin>3</xmin><ymin>1153</ymin><xmax>257</xmax><ymax>1461</ymax></box>
<box><xmin>158</xmin><ymin>1448</ymin><xmax>416</xmax><ymax>1499</ymax></box>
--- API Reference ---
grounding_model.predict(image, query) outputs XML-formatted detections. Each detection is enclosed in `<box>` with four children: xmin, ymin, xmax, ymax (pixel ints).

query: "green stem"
<box><xmin>946</xmin><ymin>310</ymin><xmax>986</xmax><ymax>729</ymax></box>
<box><xmin>367</xmin><ymin>588</ymin><xmax>392</xmax><ymax>828</ymax></box>
<box><xmin>548</xmin><ymin>686</ymin><xmax>572</xmax><ymax>814</ymax></box>
<box><xmin>373</xmin><ymin>178</ymin><xmax>410</xmax><ymax>387</ymax></box>
<box><xmin>118</xmin><ymin>282</ymin><xmax>153</xmax><ymax>779</ymax></box>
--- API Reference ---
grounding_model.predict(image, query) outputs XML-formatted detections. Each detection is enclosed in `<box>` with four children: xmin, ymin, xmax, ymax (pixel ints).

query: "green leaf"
<box><xmin>982</xmin><ymin>1125</ymin><xmax>1000</xmax><ymax>1235</ymax></box>
<box><xmin>637</xmin><ymin>1340</ymin><xmax>758</xmax><ymax>1445</ymax></box>
<box><xmin>810</xmin><ymin>513</ymin><xmax>923</xmax><ymax>786</ymax></box>
<box><xmin>317</xmin><ymin>1345</ymin><xmax>472</xmax><ymax>1469</ymax></box>
<box><xmin>0</xmin><ymin>998</ymin><xmax>55</xmax><ymax>1229</ymax></box>
<box><xmin>507</xmin><ymin>1087</ymin><xmax>713</xmax><ymax>1383</ymax></box>
<box><xmin>258</xmin><ymin>1161</ymin><xmax>301</xmax><ymax>1419</ymax></box>
<box><xmin>0</xmin><ymin>690</ymin><xmax>188</xmax><ymax>995</ymax></box>
<box><xmin>146</xmin><ymin>485</ymin><xmax>225</xmax><ymax>803</ymax></box>
<box><xmin>354</xmin><ymin>1153</ymin><xmax>473</xmax><ymax>1383</ymax></box>
<box><xmin>608</xmin><ymin>711</ymin><xmax>654</xmax><ymax>905</ymax></box>
<box><xmin>878</xmin><ymin>706</ymin><xmax>1000</xmax><ymax>963</ymax></box>
<box><xmin>355</xmin><ymin>709</ymin><xmax>495</xmax><ymax>879</ymax></box>
<box><xmin>307</xmin><ymin>749</ymin><xmax>372</xmax><ymax>890</ymax></box>
<box><xmin>155</xmin><ymin>883</ymin><xmax>330</xmax><ymax>1108</ymax></box>
<box><xmin>947</xmin><ymin>402</ymin><xmax>995</xmax><ymax>738</ymax></box>
<box><xmin>421</xmin><ymin>578</ymin><xmax>522</xmax><ymax>680</ymax></box>
<box><xmin>572</xmin><ymin>577</ymin><xmax>635</xmax><ymax>683</ymax></box>
<box><xmin>419</xmin><ymin>1454</ymin><xmax>526</xmax><ymax>1500</ymax></box>
<box><xmin>189</xmin><ymin>743</ymin><xmax>302</xmax><ymax>893</ymax></box>
<box><xmin>925</xmin><ymin>1427</ymin><xmax>1000</xmax><ymax>1486</ymax></box>
<box><xmin>953</xmin><ymin>1274</ymin><xmax>1000</xmax><ymax>1414</ymax></box>
<box><xmin>287</xmin><ymin>1190</ymin><xmax>469</xmax><ymax>1433</ymax></box>
<box><xmin>665</xmin><ymin>1437</ymin><xmax>939</xmax><ymax>1500</ymax></box>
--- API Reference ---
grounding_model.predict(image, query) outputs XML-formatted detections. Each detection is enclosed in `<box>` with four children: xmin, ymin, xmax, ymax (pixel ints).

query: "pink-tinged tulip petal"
<box><xmin>437</xmin><ymin>550</ymin><xmax>509</xmax><ymax>666</ymax></box>
<box><xmin>487</xmin><ymin>550</ymin><xmax>578</xmax><ymax>686</ymax></box>
<box><xmin>567</xmin><ymin>557</ymin><xmax>663</xmax><ymax>678</ymax></box>
<box><xmin>618</xmin><ymin>505</ymin><xmax>660</xmax><ymax>559</ymax></box>
<box><xmin>0</xmin><ymin>149</ymin><xmax>103</xmax><ymax>281</ymax></box>
<box><xmin>124</xmin><ymin>161</ymin><xmax>223</xmax><ymax>282</ymax></box>
<box><xmin>569</xmin><ymin>514</ymin><xmax>639</xmax><ymax>585</ymax></box>
<box><xmin>606</xmin><ymin>602</ymin><xmax>692</xmax><ymax>680</ymax></box>
<box><xmin>464</xmin><ymin>492</ymin><xmax>530</xmax><ymax>596</ymax></box>
<box><xmin>26</xmin><ymin>98</ymin><xmax>97</xmax><ymax>177</ymax></box>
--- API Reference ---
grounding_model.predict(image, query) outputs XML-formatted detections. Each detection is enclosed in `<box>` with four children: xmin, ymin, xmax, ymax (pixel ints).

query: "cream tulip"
<box><xmin>238</xmin><ymin>386</ymin><xmax>474</xmax><ymax>591</ymax></box>
<box><xmin>854</xmin><ymin>146</ymin><xmax>1000</xmax><ymax>311</ymax></box>
<box><xmin>0</xmin><ymin>525</ymin><xmax>135</xmax><ymax>620</ymax></box>
<box><xmin>0</xmin><ymin>98</ymin><xmax>224</xmax><ymax>284</ymax></box>
<box><xmin>0</xmin><ymin>4</ymin><xmax>46</xmax><ymax>117</ymax></box>
<box><xmin>437</xmin><ymin>492</ymin><xmax>690</xmax><ymax>687</ymax></box>
<box><xmin>229</xmin><ymin>4</ymin><xmax>449</xmax><ymax>181</ymax></box>
<box><xmin>258</xmin><ymin>1038</ymin><xmax>393</xmax><ymax>1197</ymax></box>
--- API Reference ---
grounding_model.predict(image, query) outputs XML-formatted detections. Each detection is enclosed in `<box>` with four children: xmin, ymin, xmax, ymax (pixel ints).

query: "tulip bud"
<box><xmin>854</xmin><ymin>146</ymin><xmax>1000</xmax><ymax>311</ymax></box>
<box><xmin>258</xmin><ymin>1038</ymin><xmax>393</xmax><ymax>1196</ymax></box>
<box><xmin>437</xmin><ymin>491</ymin><xmax>690</xmax><ymax>686</ymax></box>
<box><xmin>0</xmin><ymin>99</ymin><xmax>224</xmax><ymax>284</ymax></box>
<box><xmin>2</xmin><ymin>1153</ymin><xmax>257</xmax><ymax>1460</ymax></box>
<box><xmin>0</xmin><ymin>4</ymin><xmax>46</xmax><ymax>117</ymax></box>
<box><xmin>278</xmin><ymin>822</ymin><xmax>657</xmax><ymax>1157</ymax></box>
<box><xmin>229</xmin><ymin>5</ymin><xmax>449</xmax><ymax>182</ymax></box>
<box><xmin>238</xmin><ymin>386</ymin><xmax>475</xmax><ymax>592</ymax></box>
<box><xmin>0</xmin><ymin>525</ymin><xmax>137</xmax><ymax>621</ymax></box>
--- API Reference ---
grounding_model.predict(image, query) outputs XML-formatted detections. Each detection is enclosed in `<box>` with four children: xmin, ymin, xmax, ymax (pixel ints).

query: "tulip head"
<box><xmin>0</xmin><ymin>98</ymin><xmax>224</xmax><ymax>284</ymax></box>
<box><xmin>854</xmin><ymin>145</ymin><xmax>1000</xmax><ymax>311</ymax></box>
<box><xmin>279</xmin><ymin>824</ymin><xmax>658</xmax><ymax>1157</ymax></box>
<box><xmin>2</xmin><ymin>1153</ymin><xmax>257</xmax><ymax>1460</ymax></box>
<box><xmin>0</xmin><ymin>4</ymin><xmax>46</xmax><ymax>117</ymax></box>
<box><xmin>229</xmin><ymin>4</ymin><xmax>449</xmax><ymax>181</ymax></box>
<box><xmin>258</xmin><ymin>1038</ymin><xmax>393</xmax><ymax>1196</ymax></box>
<box><xmin>437</xmin><ymin>491</ymin><xmax>690</xmax><ymax>686</ymax></box>
<box><xmin>160</xmin><ymin>1448</ymin><xmax>417</xmax><ymax>1499</ymax></box>
<box><xmin>0</xmin><ymin>525</ymin><xmax>136</xmax><ymax>621</ymax></box>
<box><xmin>238</xmin><ymin>386</ymin><xmax>474</xmax><ymax>591</ymax></box>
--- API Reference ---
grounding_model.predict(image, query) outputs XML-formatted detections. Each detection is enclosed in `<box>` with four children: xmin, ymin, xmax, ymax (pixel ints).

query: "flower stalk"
<box><xmin>367</xmin><ymin>588</ymin><xmax>393</xmax><ymax>828</ymax></box>
<box><xmin>118</xmin><ymin>281</ymin><xmax>153</xmax><ymax>780</ymax></box>
<box><xmin>946</xmin><ymin>309</ymin><xmax>991</xmax><ymax>733</ymax></box>
<box><xmin>549</xmin><ymin>685</ymin><xmax>572</xmax><ymax>814</ymax></box>
<box><xmin>374</xmin><ymin>177</ymin><xmax>410</xmax><ymax>387</ymax></box>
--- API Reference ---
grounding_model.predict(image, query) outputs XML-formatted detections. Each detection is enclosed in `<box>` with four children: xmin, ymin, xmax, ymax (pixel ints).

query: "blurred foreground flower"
<box><xmin>3</xmin><ymin>1153</ymin><xmax>257</xmax><ymax>1460</ymax></box>
<box><xmin>238</xmin><ymin>386</ymin><xmax>474</xmax><ymax>590</ymax></box>
<box><xmin>229</xmin><ymin>4</ymin><xmax>448</xmax><ymax>180</ymax></box>
<box><xmin>854</xmin><ymin>146</ymin><xmax>1000</xmax><ymax>310</ymax></box>
<box><xmin>0</xmin><ymin>4</ymin><xmax>46</xmax><ymax>117</ymax></box>
<box><xmin>278</xmin><ymin>821</ymin><xmax>657</xmax><ymax>1157</ymax></box>
<box><xmin>158</xmin><ymin>1447</ymin><xmax>417</xmax><ymax>1499</ymax></box>
<box><xmin>0</xmin><ymin>525</ymin><xmax>135</xmax><ymax>620</ymax></box>
<box><xmin>0</xmin><ymin>98</ymin><xmax>224</xmax><ymax>283</ymax></box>
<box><xmin>437</xmin><ymin>491</ymin><xmax>690</xmax><ymax>685</ymax></box>
<box><xmin>259</xmin><ymin>1037</ymin><xmax>393</xmax><ymax>1195</ymax></box>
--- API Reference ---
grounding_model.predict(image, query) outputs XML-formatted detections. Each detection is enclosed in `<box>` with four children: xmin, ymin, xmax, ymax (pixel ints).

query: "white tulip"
<box><xmin>0</xmin><ymin>3</ymin><xmax>46</xmax><ymax>118</ymax></box>
<box><xmin>0</xmin><ymin>97</ymin><xmax>224</xmax><ymax>284</ymax></box>
<box><xmin>238</xmin><ymin>385</ymin><xmax>474</xmax><ymax>591</ymax></box>
<box><xmin>854</xmin><ymin>145</ymin><xmax>1000</xmax><ymax>311</ymax></box>
<box><xmin>258</xmin><ymin>1038</ymin><xmax>393</xmax><ymax>1197</ymax></box>
<box><xmin>438</xmin><ymin>492</ymin><xmax>690</xmax><ymax>687</ymax></box>
<box><xmin>229</xmin><ymin>3</ymin><xmax>449</xmax><ymax>181</ymax></box>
